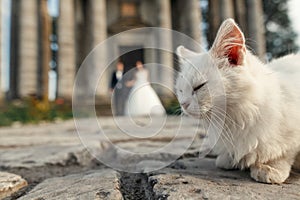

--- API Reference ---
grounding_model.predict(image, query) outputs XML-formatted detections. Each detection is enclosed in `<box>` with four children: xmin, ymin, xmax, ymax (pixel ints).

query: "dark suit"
<box><xmin>110</xmin><ymin>70</ymin><xmax>126</xmax><ymax>115</ymax></box>
<box><xmin>111</xmin><ymin>70</ymin><xmax>123</xmax><ymax>90</ymax></box>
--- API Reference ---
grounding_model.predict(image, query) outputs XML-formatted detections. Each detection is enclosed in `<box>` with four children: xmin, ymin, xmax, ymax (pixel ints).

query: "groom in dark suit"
<box><xmin>110</xmin><ymin>61</ymin><xmax>126</xmax><ymax>115</ymax></box>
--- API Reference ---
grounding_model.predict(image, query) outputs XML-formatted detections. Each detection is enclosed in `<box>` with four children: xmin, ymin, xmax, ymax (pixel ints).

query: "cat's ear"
<box><xmin>210</xmin><ymin>18</ymin><xmax>246</xmax><ymax>66</ymax></box>
<box><xmin>176</xmin><ymin>46</ymin><xmax>199</xmax><ymax>60</ymax></box>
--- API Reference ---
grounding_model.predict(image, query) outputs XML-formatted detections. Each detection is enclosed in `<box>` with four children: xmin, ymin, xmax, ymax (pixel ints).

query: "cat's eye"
<box><xmin>193</xmin><ymin>81</ymin><xmax>207</xmax><ymax>93</ymax></box>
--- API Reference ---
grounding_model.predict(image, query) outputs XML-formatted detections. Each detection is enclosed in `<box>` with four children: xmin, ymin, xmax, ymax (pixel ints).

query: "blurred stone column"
<box><xmin>184</xmin><ymin>0</ymin><xmax>202</xmax><ymax>43</ymax></box>
<box><xmin>39</xmin><ymin>0</ymin><xmax>51</xmax><ymax>101</ymax></box>
<box><xmin>234</xmin><ymin>0</ymin><xmax>247</xmax><ymax>34</ymax></box>
<box><xmin>175</xmin><ymin>0</ymin><xmax>202</xmax><ymax>51</ymax></box>
<box><xmin>90</xmin><ymin>0</ymin><xmax>108</xmax><ymax>97</ymax></box>
<box><xmin>220</xmin><ymin>0</ymin><xmax>234</xmax><ymax>20</ymax></box>
<box><xmin>18</xmin><ymin>0</ymin><xmax>38</xmax><ymax>97</ymax></box>
<box><xmin>90</xmin><ymin>0</ymin><xmax>107</xmax><ymax>48</ymax></box>
<box><xmin>157</xmin><ymin>0</ymin><xmax>173</xmax><ymax>95</ymax></box>
<box><xmin>247</xmin><ymin>0</ymin><xmax>266</xmax><ymax>61</ymax></box>
<box><xmin>58</xmin><ymin>0</ymin><xmax>76</xmax><ymax>99</ymax></box>
<box><xmin>208</xmin><ymin>0</ymin><xmax>221</xmax><ymax>45</ymax></box>
<box><xmin>74</xmin><ymin>0</ymin><xmax>107</xmax><ymax>104</ymax></box>
<box><xmin>0</xmin><ymin>0</ymin><xmax>3</xmax><ymax>102</ymax></box>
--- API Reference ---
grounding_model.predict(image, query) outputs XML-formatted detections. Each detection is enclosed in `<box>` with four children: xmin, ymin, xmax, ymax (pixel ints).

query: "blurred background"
<box><xmin>0</xmin><ymin>0</ymin><xmax>299</xmax><ymax>126</ymax></box>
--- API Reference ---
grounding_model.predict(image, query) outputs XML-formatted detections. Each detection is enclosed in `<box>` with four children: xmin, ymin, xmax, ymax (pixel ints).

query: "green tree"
<box><xmin>263</xmin><ymin>0</ymin><xmax>298</xmax><ymax>59</ymax></box>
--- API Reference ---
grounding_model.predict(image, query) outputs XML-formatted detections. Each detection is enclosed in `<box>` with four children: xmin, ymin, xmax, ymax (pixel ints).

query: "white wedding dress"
<box><xmin>125</xmin><ymin>69</ymin><xmax>166</xmax><ymax>116</ymax></box>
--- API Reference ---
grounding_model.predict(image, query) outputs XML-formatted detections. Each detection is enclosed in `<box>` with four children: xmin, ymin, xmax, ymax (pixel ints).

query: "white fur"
<box><xmin>176</xmin><ymin>18</ymin><xmax>300</xmax><ymax>184</ymax></box>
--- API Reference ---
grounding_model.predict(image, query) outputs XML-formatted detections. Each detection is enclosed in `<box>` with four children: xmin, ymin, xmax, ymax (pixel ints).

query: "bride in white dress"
<box><xmin>125</xmin><ymin>61</ymin><xmax>166</xmax><ymax>116</ymax></box>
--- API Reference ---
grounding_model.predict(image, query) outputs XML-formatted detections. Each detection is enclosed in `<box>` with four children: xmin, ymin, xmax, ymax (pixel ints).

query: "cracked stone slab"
<box><xmin>91</xmin><ymin>138</ymin><xmax>205</xmax><ymax>174</ymax></box>
<box><xmin>0</xmin><ymin>117</ymin><xmax>204</xmax><ymax>170</ymax></box>
<box><xmin>19</xmin><ymin>169</ymin><xmax>123</xmax><ymax>200</ymax></box>
<box><xmin>0</xmin><ymin>172</ymin><xmax>28</xmax><ymax>199</ymax></box>
<box><xmin>0</xmin><ymin>144</ymin><xmax>104</xmax><ymax>168</ymax></box>
<box><xmin>149</xmin><ymin>158</ymin><xmax>300</xmax><ymax>200</ymax></box>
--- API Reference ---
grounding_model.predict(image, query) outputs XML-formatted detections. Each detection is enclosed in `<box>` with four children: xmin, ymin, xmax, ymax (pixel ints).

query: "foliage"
<box><xmin>201</xmin><ymin>0</ymin><xmax>298</xmax><ymax>59</ymax></box>
<box><xmin>0</xmin><ymin>98</ymin><xmax>73</xmax><ymax>127</ymax></box>
<box><xmin>263</xmin><ymin>0</ymin><xmax>298</xmax><ymax>59</ymax></box>
<box><xmin>162</xmin><ymin>97</ymin><xmax>182</xmax><ymax>115</ymax></box>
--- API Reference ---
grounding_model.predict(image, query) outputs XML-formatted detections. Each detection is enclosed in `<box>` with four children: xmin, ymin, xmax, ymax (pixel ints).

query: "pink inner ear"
<box><xmin>225</xmin><ymin>29</ymin><xmax>245</xmax><ymax>66</ymax></box>
<box><xmin>228</xmin><ymin>45</ymin><xmax>243</xmax><ymax>66</ymax></box>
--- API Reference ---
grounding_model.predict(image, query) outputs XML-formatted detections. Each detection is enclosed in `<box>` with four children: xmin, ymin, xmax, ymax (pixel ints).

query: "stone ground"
<box><xmin>0</xmin><ymin>117</ymin><xmax>299</xmax><ymax>200</ymax></box>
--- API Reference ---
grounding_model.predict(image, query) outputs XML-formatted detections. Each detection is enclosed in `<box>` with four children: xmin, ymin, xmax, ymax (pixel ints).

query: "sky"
<box><xmin>288</xmin><ymin>0</ymin><xmax>300</xmax><ymax>46</ymax></box>
<box><xmin>1</xmin><ymin>0</ymin><xmax>11</xmax><ymax>92</ymax></box>
<box><xmin>47</xmin><ymin>0</ymin><xmax>59</xmax><ymax>17</ymax></box>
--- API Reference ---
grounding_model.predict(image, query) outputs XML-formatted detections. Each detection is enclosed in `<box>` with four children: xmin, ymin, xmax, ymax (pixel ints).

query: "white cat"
<box><xmin>176</xmin><ymin>18</ymin><xmax>300</xmax><ymax>184</ymax></box>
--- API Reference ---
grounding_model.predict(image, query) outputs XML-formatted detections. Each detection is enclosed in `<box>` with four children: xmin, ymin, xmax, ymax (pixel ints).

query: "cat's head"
<box><xmin>176</xmin><ymin>18</ymin><xmax>254</xmax><ymax>118</ymax></box>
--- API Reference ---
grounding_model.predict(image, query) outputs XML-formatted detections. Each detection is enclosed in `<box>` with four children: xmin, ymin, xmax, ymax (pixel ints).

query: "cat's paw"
<box><xmin>239</xmin><ymin>152</ymin><xmax>257</xmax><ymax>169</ymax></box>
<box><xmin>250</xmin><ymin>164</ymin><xmax>289</xmax><ymax>184</ymax></box>
<box><xmin>216</xmin><ymin>153</ymin><xmax>237</xmax><ymax>170</ymax></box>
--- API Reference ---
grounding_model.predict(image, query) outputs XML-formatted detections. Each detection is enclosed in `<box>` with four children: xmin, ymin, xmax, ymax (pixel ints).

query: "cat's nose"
<box><xmin>181</xmin><ymin>101</ymin><xmax>190</xmax><ymax>109</ymax></box>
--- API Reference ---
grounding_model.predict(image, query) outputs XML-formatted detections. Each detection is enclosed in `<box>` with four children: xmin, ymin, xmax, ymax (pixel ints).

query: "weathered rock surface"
<box><xmin>0</xmin><ymin>117</ymin><xmax>300</xmax><ymax>199</ymax></box>
<box><xmin>149</xmin><ymin>158</ymin><xmax>300</xmax><ymax>200</ymax></box>
<box><xmin>18</xmin><ymin>169</ymin><xmax>122</xmax><ymax>200</ymax></box>
<box><xmin>0</xmin><ymin>120</ymin><xmax>99</xmax><ymax>168</ymax></box>
<box><xmin>0</xmin><ymin>117</ymin><xmax>201</xmax><ymax>169</ymax></box>
<box><xmin>0</xmin><ymin>172</ymin><xmax>27</xmax><ymax>199</ymax></box>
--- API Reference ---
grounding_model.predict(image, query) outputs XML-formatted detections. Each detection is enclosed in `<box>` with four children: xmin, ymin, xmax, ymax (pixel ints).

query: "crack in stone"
<box><xmin>119</xmin><ymin>172</ymin><xmax>168</xmax><ymax>200</ymax></box>
<box><xmin>119</xmin><ymin>172</ymin><xmax>153</xmax><ymax>200</ymax></box>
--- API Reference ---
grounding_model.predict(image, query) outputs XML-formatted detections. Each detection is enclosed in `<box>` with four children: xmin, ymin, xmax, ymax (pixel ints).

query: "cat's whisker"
<box><xmin>204</xmin><ymin>114</ymin><xmax>233</xmax><ymax>153</ymax></box>
<box><xmin>173</xmin><ymin>109</ymin><xmax>182</xmax><ymax>116</ymax></box>
<box><xmin>180</xmin><ymin>111</ymin><xmax>185</xmax><ymax>117</ymax></box>
<box><xmin>211</xmin><ymin>107</ymin><xmax>244</xmax><ymax>139</ymax></box>
<box><xmin>199</xmin><ymin>110</ymin><xmax>231</xmax><ymax>149</ymax></box>
<box><xmin>209</xmin><ymin>113</ymin><xmax>235</xmax><ymax>150</ymax></box>
<box><xmin>211</xmin><ymin>106</ymin><xmax>244</xmax><ymax>130</ymax></box>
<box><xmin>206</xmin><ymin>109</ymin><xmax>235</xmax><ymax>143</ymax></box>
<box><xmin>200</xmin><ymin>113</ymin><xmax>209</xmax><ymax>133</ymax></box>
<box><xmin>202</xmin><ymin>113</ymin><xmax>211</xmax><ymax>134</ymax></box>
<box><xmin>210</xmin><ymin>107</ymin><xmax>235</xmax><ymax>127</ymax></box>
<box><xmin>201</xmin><ymin>112</ymin><xmax>219</xmax><ymax>150</ymax></box>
